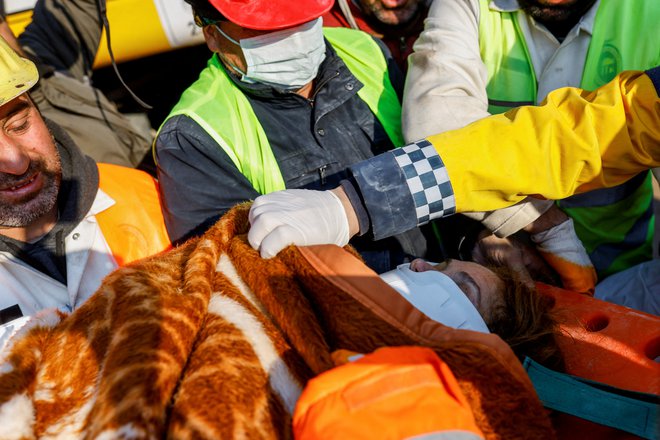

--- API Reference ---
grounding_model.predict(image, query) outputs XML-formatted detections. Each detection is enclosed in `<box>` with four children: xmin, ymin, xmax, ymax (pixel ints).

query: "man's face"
<box><xmin>517</xmin><ymin>0</ymin><xmax>597</xmax><ymax>24</ymax></box>
<box><xmin>0</xmin><ymin>94</ymin><xmax>61</xmax><ymax>228</ymax></box>
<box><xmin>357</xmin><ymin>0</ymin><xmax>427</xmax><ymax>28</ymax></box>
<box><xmin>204</xmin><ymin>21</ymin><xmax>267</xmax><ymax>74</ymax></box>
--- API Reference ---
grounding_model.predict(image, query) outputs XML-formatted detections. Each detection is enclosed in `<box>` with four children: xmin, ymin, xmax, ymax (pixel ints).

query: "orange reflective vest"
<box><xmin>96</xmin><ymin>163</ymin><xmax>171</xmax><ymax>266</ymax></box>
<box><xmin>294</xmin><ymin>346</ymin><xmax>485</xmax><ymax>440</ymax></box>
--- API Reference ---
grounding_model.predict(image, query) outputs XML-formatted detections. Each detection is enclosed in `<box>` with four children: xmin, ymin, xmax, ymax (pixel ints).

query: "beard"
<box><xmin>517</xmin><ymin>0</ymin><xmax>597</xmax><ymax>24</ymax></box>
<box><xmin>359</xmin><ymin>0</ymin><xmax>428</xmax><ymax>34</ymax></box>
<box><xmin>0</xmin><ymin>153</ymin><xmax>62</xmax><ymax>228</ymax></box>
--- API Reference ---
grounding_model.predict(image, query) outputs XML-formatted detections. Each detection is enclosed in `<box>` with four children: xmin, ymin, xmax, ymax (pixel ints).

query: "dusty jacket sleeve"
<box><xmin>349</xmin><ymin>69</ymin><xmax>660</xmax><ymax>240</ymax></box>
<box><xmin>155</xmin><ymin>115</ymin><xmax>260</xmax><ymax>244</ymax></box>
<box><xmin>401</xmin><ymin>0</ymin><xmax>489</xmax><ymax>142</ymax></box>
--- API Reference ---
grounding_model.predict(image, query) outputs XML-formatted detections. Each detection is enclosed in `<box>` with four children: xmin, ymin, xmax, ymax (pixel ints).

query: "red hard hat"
<box><xmin>208</xmin><ymin>0</ymin><xmax>334</xmax><ymax>30</ymax></box>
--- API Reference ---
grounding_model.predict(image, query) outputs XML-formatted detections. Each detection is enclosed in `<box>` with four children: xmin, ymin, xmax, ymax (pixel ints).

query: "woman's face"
<box><xmin>410</xmin><ymin>259</ymin><xmax>504</xmax><ymax>323</ymax></box>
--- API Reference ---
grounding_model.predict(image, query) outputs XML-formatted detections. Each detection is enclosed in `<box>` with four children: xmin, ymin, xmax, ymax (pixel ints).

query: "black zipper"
<box><xmin>309</xmin><ymin>70</ymin><xmax>341</xmax><ymax>105</ymax></box>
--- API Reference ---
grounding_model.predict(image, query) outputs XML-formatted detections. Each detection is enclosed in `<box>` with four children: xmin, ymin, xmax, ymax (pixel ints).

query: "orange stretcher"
<box><xmin>537</xmin><ymin>284</ymin><xmax>659</xmax><ymax>439</ymax></box>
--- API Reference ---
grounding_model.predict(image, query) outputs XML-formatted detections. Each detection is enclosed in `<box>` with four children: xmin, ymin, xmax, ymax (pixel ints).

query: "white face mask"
<box><xmin>380</xmin><ymin>264</ymin><xmax>490</xmax><ymax>333</ymax></box>
<box><xmin>214</xmin><ymin>18</ymin><xmax>326</xmax><ymax>90</ymax></box>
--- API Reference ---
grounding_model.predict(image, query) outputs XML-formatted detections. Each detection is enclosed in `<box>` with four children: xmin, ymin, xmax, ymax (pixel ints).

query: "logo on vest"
<box><xmin>597</xmin><ymin>43</ymin><xmax>621</xmax><ymax>86</ymax></box>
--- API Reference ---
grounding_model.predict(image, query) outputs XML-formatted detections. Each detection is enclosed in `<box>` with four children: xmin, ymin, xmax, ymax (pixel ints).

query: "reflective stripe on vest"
<box><xmin>159</xmin><ymin>27</ymin><xmax>403</xmax><ymax>195</ymax></box>
<box><xmin>96</xmin><ymin>163</ymin><xmax>171</xmax><ymax>267</ymax></box>
<box><xmin>477</xmin><ymin>0</ymin><xmax>659</xmax><ymax>276</ymax></box>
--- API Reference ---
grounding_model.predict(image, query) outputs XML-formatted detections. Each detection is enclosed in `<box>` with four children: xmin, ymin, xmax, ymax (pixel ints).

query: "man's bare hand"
<box><xmin>523</xmin><ymin>203</ymin><xmax>569</xmax><ymax>234</ymax></box>
<box><xmin>474</xmin><ymin>204</ymin><xmax>597</xmax><ymax>294</ymax></box>
<box><xmin>471</xmin><ymin>231</ymin><xmax>558</xmax><ymax>287</ymax></box>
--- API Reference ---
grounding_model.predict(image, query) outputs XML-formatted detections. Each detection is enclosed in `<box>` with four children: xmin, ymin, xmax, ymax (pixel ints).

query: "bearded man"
<box><xmin>0</xmin><ymin>35</ymin><xmax>170</xmax><ymax>350</ymax></box>
<box><xmin>401</xmin><ymin>0</ymin><xmax>659</xmax><ymax>296</ymax></box>
<box><xmin>322</xmin><ymin>0</ymin><xmax>431</xmax><ymax>72</ymax></box>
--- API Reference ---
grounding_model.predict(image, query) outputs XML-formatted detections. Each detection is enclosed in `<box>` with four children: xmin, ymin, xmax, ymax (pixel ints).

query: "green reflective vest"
<box><xmin>160</xmin><ymin>27</ymin><xmax>404</xmax><ymax>195</ymax></box>
<box><xmin>477</xmin><ymin>0</ymin><xmax>660</xmax><ymax>277</ymax></box>
<box><xmin>478</xmin><ymin>0</ymin><xmax>660</xmax><ymax>113</ymax></box>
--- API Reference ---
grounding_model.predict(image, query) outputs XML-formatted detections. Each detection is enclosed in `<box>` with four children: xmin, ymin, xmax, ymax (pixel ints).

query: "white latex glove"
<box><xmin>248</xmin><ymin>189</ymin><xmax>350</xmax><ymax>258</ymax></box>
<box><xmin>530</xmin><ymin>218</ymin><xmax>597</xmax><ymax>295</ymax></box>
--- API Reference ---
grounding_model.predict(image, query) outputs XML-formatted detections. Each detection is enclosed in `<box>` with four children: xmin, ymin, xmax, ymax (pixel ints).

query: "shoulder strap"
<box><xmin>477</xmin><ymin>0</ymin><xmax>536</xmax><ymax>113</ymax></box>
<box><xmin>524</xmin><ymin>357</ymin><xmax>659</xmax><ymax>439</ymax></box>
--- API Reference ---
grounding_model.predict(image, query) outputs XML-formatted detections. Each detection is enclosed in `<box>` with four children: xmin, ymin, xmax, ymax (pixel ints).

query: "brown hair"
<box><xmin>486</xmin><ymin>266</ymin><xmax>565</xmax><ymax>371</ymax></box>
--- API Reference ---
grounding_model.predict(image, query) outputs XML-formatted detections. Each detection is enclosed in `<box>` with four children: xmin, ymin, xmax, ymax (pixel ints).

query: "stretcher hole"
<box><xmin>644</xmin><ymin>336</ymin><xmax>660</xmax><ymax>362</ymax></box>
<box><xmin>584</xmin><ymin>314</ymin><xmax>609</xmax><ymax>332</ymax></box>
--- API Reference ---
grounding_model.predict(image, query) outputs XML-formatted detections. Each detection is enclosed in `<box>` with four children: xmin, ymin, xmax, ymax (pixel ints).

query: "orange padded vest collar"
<box><xmin>95</xmin><ymin>163</ymin><xmax>171</xmax><ymax>267</ymax></box>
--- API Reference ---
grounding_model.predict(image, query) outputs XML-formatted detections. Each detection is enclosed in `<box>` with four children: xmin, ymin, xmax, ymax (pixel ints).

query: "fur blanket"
<box><xmin>0</xmin><ymin>205</ymin><xmax>554</xmax><ymax>439</ymax></box>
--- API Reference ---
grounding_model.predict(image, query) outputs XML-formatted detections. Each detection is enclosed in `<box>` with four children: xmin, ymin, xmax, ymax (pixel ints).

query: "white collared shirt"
<box><xmin>0</xmin><ymin>189</ymin><xmax>118</xmax><ymax>351</ymax></box>
<box><xmin>493</xmin><ymin>0</ymin><xmax>600</xmax><ymax>102</ymax></box>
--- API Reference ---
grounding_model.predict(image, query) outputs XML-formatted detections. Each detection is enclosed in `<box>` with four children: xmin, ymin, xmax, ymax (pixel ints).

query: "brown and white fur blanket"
<box><xmin>0</xmin><ymin>205</ymin><xmax>554</xmax><ymax>439</ymax></box>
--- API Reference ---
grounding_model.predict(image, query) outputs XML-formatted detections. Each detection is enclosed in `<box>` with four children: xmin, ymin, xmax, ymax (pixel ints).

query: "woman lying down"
<box><xmin>380</xmin><ymin>258</ymin><xmax>564</xmax><ymax>370</ymax></box>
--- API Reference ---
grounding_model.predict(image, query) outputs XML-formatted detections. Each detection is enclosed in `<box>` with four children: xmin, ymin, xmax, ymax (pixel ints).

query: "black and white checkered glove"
<box><xmin>248</xmin><ymin>189</ymin><xmax>350</xmax><ymax>258</ymax></box>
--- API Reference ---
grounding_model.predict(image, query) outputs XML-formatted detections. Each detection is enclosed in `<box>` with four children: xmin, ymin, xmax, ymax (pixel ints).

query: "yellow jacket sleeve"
<box><xmin>426</xmin><ymin>70</ymin><xmax>660</xmax><ymax>213</ymax></box>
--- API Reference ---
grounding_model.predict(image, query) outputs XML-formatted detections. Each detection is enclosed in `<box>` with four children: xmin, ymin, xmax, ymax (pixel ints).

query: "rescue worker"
<box><xmin>248</xmin><ymin>67</ymin><xmax>660</xmax><ymax>311</ymax></box>
<box><xmin>155</xmin><ymin>0</ymin><xmax>431</xmax><ymax>273</ymax></box>
<box><xmin>402</xmin><ymin>0</ymin><xmax>660</xmax><ymax>280</ymax></box>
<box><xmin>0</xmin><ymin>0</ymin><xmax>152</xmax><ymax>167</ymax></box>
<box><xmin>322</xmin><ymin>0</ymin><xmax>430</xmax><ymax>72</ymax></box>
<box><xmin>0</xmin><ymin>36</ymin><xmax>170</xmax><ymax>349</ymax></box>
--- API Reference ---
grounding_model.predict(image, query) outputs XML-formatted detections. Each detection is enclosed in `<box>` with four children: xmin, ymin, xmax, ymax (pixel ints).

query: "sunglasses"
<box><xmin>193</xmin><ymin>13</ymin><xmax>226</xmax><ymax>27</ymax></box>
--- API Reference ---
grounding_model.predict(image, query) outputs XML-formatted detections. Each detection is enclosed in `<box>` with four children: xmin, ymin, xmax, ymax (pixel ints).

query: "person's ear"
<box><xmin>203</xmin><ymin>25</ymin><xmax>222</xmax><ymax>53</ymax></box>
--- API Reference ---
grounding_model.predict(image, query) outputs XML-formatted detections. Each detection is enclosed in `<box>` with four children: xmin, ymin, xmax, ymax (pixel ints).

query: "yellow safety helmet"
<box><xmin>0</xmin><ymin>36</ymin><xmax>38</xmax><ymax>106</ymax></box>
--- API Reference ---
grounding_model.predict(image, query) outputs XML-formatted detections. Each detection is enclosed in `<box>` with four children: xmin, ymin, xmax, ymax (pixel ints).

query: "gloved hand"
<box><xmin>248</xmin><ymin>189</ymin><xmax>350</xmax><ymax>258</ymax></box>
<box><xmin>530</xmin><ymin>218</ymin><xmax>597</xmax><ymax>295</ymax></box>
